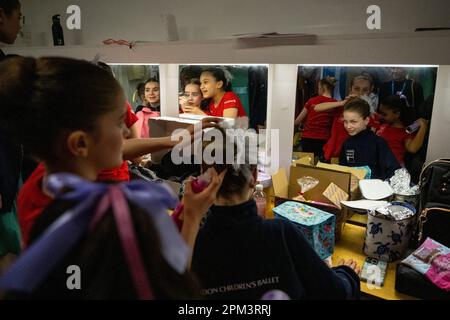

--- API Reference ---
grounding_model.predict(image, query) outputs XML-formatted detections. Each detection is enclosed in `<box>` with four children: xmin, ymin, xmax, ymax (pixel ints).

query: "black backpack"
<box><xmin>416</xmin><ymin>159</ymin><xmax>450</xmax><ymax>247</ymax></box>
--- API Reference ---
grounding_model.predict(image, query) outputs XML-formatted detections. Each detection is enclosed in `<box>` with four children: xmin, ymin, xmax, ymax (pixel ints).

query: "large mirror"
<box><xmin>294</xmin><ymin>65</ymin><xmax>438</xmax><ymax>183</ymax></box>
<box><xmin>178</xmin><ymin>64</ymin><xmax>268</xmax><ymax>131</ymax></box>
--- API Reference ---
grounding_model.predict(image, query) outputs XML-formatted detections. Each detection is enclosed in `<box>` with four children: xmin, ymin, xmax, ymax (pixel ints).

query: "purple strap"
<box><xmin>111</xmin><ymin>186</ymin><xmax>153</xmax><ymax>299</ymax></box>
<box><xmin>0</xmin><ymin>173</ymin><xmax>189</xmax><ymax>297</ymax></box>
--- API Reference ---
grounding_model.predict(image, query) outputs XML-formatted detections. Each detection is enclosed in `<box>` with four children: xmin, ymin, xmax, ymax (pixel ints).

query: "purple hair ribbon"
<box><xmin>0</xmin><ymin>173</ymin><xmax>189</xmax><ymax>297</ymax></box>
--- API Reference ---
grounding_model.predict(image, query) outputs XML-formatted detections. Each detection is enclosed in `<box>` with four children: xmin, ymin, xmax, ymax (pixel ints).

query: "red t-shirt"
<box><xmin>124</xmin><ymin>101</ymin><xmax>139</xmax><ymax>127</ymax></box>
<box><xmin>17</xmin><ymin>163</ymin><xmax>51</xmax><ymax>246</ymax></box>
<box><xmin>322</xmin><ymin>109</ymin><xmax>347</xmax><ymax>161</ymax></box>
<box><xmin>96</xmin><ymin>102</ymin><xmax>138</xmax><ymax>182</ymax></box>
<box><xmin>302</xmin><ymin>95</ymin><xmax>338</xmax><ymax>140</ymax></box>
<box><xmin>206</xmin><ymin>92</ymin><xmax>247</xmax><ymax>118</ymax></box>
<box><xmin>376</xmin><ymin>124</ymin><xmax>415</xmax><ymax>165</ymax></box>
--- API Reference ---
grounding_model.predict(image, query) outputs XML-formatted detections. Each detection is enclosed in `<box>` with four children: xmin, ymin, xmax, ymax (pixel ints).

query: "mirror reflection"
<box><xmin>294</xmin><ymin>65</ymin><xmax>437</xmax><ymax>183</ymax></box>
<box><xmin>178</xmin><ymin>65</ymin><xmax>268</xmax><ymax>131</ymax></box>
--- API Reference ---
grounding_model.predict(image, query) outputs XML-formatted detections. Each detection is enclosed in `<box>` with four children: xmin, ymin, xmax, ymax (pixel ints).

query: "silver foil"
<box><xmin>371</xmin><ymin>204</ymin><xmax>415</xmax><ymax>221</ymax></box>
<box><xmin>389</xmin><ymin>168</ymin><xmax>419</xmax><ymax>196</ymax></box>
<box><xmin>297</xmin><ymin>176</ymin><xmax>319</xmax><ymax>194</ymax></box>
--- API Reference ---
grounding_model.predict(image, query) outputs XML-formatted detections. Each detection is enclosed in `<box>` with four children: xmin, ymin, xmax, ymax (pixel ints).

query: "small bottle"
<box><xmin>405</xmin><ymin>120</ymin><xmax>421</xmax><ymax>134</ymax></box>
<box><xmin>253</xmin><ymin>184</ymin><xmax>266</xmax><ymax>218</ymax></box>
<box><xmin>52</xmin><ymin>14</ymin><xmax>65</xmax><ymax>46</ymax></box>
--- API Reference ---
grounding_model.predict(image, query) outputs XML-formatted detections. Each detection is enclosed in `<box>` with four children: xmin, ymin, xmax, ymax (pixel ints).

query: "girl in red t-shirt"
<box><xmin>200</xmin><ymin>67</ymin><xmax>247</xmax><ymax>118</ymax></box>
<box><xmin>294</xmin><ymin>76</ymin><xmax>338</xmax><ymax>158</ymax></box>
<box><xmin>377</xmin><ymin>95</ymin><xmax>428</xmax><ymax>166</ymax></box>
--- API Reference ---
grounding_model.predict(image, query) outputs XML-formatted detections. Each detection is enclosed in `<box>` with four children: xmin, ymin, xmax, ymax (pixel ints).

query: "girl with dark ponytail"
<box><xmin>377</xmin><ymin>95</ymin><xmax>428</xmax><ymax>166</ymax></box>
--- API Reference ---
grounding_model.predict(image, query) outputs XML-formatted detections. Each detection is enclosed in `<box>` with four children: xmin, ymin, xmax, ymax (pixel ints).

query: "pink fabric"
<box><xmin>136</xmin><ymin>107</ymin><xmax>160</xmax><ymax>138</ymax></box>
<box><xmin>403</xmin><ymin>238</ymin><xmax>450</xmax><ymax>291</ymax></box>
<box><xmin>425</xmin><ymin>253</ymin><xmax>450</xmax><ymax>291</ymax></box>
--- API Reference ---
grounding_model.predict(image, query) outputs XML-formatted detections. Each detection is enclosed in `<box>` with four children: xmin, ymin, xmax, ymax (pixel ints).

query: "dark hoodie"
<box><xmin>192</xmin><ymin>200</ymin><xmax>360</xmax><ymax>300</ymax></box>
<box><xmin>339</xmin><ymin>128</ymin><xmax>400</xmax><ymax>180</ymax></box>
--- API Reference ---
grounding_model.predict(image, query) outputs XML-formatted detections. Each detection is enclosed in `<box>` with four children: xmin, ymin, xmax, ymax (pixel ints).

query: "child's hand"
<box><xmin>182</xmin><ymin>168</ymin><xmax>227</xmax><ymax>222</ymax></box>
<box><xmin>179</xmin><ymin>95</ymin><xmax>188</xmax><ymax>108</ymax></box>
<box><xmin>417</xmin><ymin>118</ymin><xmax>429</xmax><ymax>128</ymax></box>
<box><xmin>181</xmin><ymin>104</ymin><xmax>195</xmax><ymax>113</ymax></box>
<box><xmin>343</xmin><ymin>94</ymin><xmax>359</xmax><ymax>103</ymax></box>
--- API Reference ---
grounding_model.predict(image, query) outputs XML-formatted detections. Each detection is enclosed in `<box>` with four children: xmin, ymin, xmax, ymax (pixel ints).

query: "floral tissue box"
<box><xmin>273</xmin><ymin>201</ymin><xmax>335</xmax><ymax>259</ymax></box>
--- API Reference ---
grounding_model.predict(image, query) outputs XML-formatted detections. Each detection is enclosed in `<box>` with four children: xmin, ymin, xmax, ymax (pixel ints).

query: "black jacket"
<box><xmin>192</xmin><ymin>200</ymin><xmax>360</xmax><ymax>300</ymax></box>
<box><xmin>339</xmin><ymin>128</ymin><xmax>400</xmax><ymax>180</ymax></box>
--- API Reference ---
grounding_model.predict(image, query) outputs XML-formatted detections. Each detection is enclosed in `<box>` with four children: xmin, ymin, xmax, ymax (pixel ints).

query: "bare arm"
<box><xmin>314</xmin><ymin>100</ymin><xmax>345</xmax><ymax>112</ymax></box>
<box><xmin>222</xmin><ymin>108</ymin><xmax>238</xmax><ymax>119</ymax></box>
<box><xmin>182</xmin><ymin>105</ymin><xmax>207</xmax><ymax>115</ymax></box>
<box><xmin>128</xmin><ymin>122</ymin><xmax>143</xmax><ymax>164</ymax></box>
<box><xmin>122</xmin><ymin>137</ymin><xmax>175</xmax><ymax>161</ymax></box>
<box><xmin>122</xmin><ymin>117</ymin><xmax>222</xmax><ymax>160</ymax></box>
<box><xmin>405</xmin><ymin>118</ymin><xmax>429</xmax><ymax>153</ymax></box>
<box><xmin>294</xmin><ymin>108</ymin><xmax>308</xmax><ymax>126</ymax></box>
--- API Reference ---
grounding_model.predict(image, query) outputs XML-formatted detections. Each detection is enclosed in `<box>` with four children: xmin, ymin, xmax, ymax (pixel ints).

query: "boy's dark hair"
<box><xmin>0</xmin><ymin>0</ymin><xmax>20</xmax><ymax>15</ymax></box>
<box><xmin>202</xmin><ymin>128</ymin><xmax>257</xmax><ymax>200</ymax></box>
<box><xmin>344</xmin><ymin>97</ymin><xmax>370</xmax><ymax>119</ymax></box>
<box><xmin>379</xmin><ymin>95</ymin><xmax>414</xmax><ymax>126</ymax></box>
<box><xmin>201</xmin><ymin>67</ymin><xmax>232</xmax><ymax>92</ymax></box>
<box><xmin>13</xmin><ymin>198</ymin><xmax>201</xmax><ymax>299</ymax></box>
<box><xmin>0</xmin><ymin>57</ymin><xmax>123</xmax><ymax>165</ymax></box>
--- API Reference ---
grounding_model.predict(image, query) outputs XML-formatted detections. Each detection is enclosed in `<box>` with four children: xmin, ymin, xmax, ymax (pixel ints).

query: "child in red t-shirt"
<box><xmin>200</xmin><ymin>68</ymin><xmax>247</xmax><ymax>118</ymax></box>
<box><xmin>294</xmin><ymin>76</ymin><xmax>338</xmax><ymax>158</ymax></box>
<box><xmin>377</xmin><ymin>95</ymin><xmax>428</xmax><ymax>166</ymax></box>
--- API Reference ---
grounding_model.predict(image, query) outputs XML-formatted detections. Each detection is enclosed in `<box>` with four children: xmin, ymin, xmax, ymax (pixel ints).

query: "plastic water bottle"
<box><xmin>52</xmin><ymin>14</ymin><xmax>64</xmax><ymax>46</ymax></box>
<box><xmin>253</xmin><ymin>184</ymin><xmax>266</xmax><ymax>218</ymax></box>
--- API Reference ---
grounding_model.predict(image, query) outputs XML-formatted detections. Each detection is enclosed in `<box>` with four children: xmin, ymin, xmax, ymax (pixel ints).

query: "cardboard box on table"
<box><xmin>316</xmin><ymin>162</ymin><xmax>368</xmax><ymax>200</ymax></box>
<box><xmin>272</xmin><ymin>165</ymin><xmax>351</xmax><ymax>241</ymax></box>
<box><xmin>292</xmin><ymin>152</ymin><xmax>314</xmax><ymax>166</ymax></box>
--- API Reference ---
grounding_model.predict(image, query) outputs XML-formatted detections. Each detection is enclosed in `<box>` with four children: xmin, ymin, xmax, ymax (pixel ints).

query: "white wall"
<box><xmin>427</xmin><ymin>66</ymin><xmax>450</xmax><ymax>163</ymax></box>
<box><xmin>15</xmin><ymin>0</ymin><xmax>450</xmax><ymax>46</ymax></box>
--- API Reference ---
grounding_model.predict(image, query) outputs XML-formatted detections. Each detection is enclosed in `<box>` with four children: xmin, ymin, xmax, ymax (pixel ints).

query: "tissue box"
<box><xmin>273</xmin><ymin>201</ymin><xmax>335</xmax><ymax>259</ymax></box>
